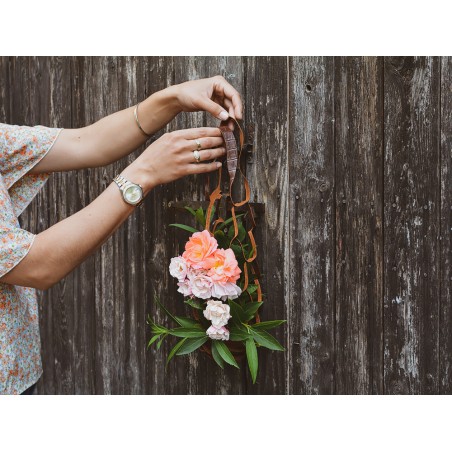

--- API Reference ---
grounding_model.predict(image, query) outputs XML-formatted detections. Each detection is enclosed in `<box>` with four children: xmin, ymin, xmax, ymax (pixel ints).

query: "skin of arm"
<box><xmin>0</xmin><ymin>75</ymin><xmax>243</xmax><ymax>290</ymax></box>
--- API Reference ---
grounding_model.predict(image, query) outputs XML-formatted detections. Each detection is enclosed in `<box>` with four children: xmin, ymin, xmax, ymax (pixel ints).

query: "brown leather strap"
<box><xmin>205</xmin><ymin>117</ymin><xmax>262</xmax><ymax>309</ymax></box>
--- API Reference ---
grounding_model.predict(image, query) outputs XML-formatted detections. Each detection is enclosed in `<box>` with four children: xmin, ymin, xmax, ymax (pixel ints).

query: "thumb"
<box><xmin>200</xmin><ymin>98</ymin><xmax>229</xmax><ymax>121</ymax></box>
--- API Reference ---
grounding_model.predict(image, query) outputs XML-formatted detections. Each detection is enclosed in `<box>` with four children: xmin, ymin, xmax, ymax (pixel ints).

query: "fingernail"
<box><xmin>219</xmin><ymin>111</ymin><xmax>229</xmax><ymax>121</ymax></box>
<box><xmin>216</xmin><ymin>162</ymin><xmax>222</xmax><ymax>167</ymax></box>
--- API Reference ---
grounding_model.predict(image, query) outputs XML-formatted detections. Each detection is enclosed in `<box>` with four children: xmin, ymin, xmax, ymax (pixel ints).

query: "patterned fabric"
<box><xmin>0</xmin><ymin>123</ymin><xmax>63</xmax><ymax>394</ymax></box>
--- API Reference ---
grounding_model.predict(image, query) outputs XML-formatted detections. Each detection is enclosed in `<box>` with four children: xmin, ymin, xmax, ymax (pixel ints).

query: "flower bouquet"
<box><xmin>147</xmin><ymin>118</ymin><xmax>285</xmax><ymax>383</ymax></box>
<box><xmin>147</xmin><ymin>207</ymin><xmax>285</xmax><ymax>383</ymax></box>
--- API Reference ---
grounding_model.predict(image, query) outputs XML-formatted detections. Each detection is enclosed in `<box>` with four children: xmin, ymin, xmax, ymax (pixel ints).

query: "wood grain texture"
<box><xmin>288</xmin><ymin>57</ymin><xmax>335</xmax><ymax>394</ymax></box>
<box><xmin>0</xmin><ymin>56</ymin><xmax>449</xmax><ymax>394</ymax></box>
<box><xmin>335</xmin><ymin>57</ymin><xmax>384</xmax><ymax>394</ymax></box>
<box><xmin>439</xmin><ymin>56</ymin><xmax>452</xmax><ymax>394</ymax></box>
<box><xmin>383</xmin><ymin>57</ymin><xmax>441</xmax><ymax>394</ymax></box>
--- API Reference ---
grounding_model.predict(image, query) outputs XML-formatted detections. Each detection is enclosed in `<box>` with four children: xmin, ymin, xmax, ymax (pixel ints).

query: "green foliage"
<box><xmin>245</xmin><ymin>339</ymin><xmax>258</xmax><ymax>384</ymax></box>
<box><xmin>168</xmin><ymin>223</ymin><xmax>199</xmax><ymax>234</ymax></box>
<box><xmin>251</xmin><ymin>320</ymin><xmax>287</xmax><ymax>331</ymax></box>
<box><xmin>249</xmin><ymin>328</ymin><xmax>285</xmax><ymax>351</ymax></box>
<box><xmin>169</xmin><ymin>328</ymin><xmax>207</xmax><ymax>338</ymax></box>
<box><xmin>212</xmin><ymin>341</ymin><xmax>240</xmax><ymax>369</ymax></box>
<box><xmin>184</xmin><ymin>298</ymin><xmax>205</xmax><ymax>310</ymax></box>
<box><xmin>211</xmin><ymin>341</ymin><xmax>225</xmax><ymax>369</ymax></box>
<box><xmin>166</xmin><ymin>338</ymin><xmax>187</xmax><ymax>366</ymax></box>
<box><xmin>176</xmin><ymin>337</ymin><xmax>209</xmax><ymax>355</ymax></box>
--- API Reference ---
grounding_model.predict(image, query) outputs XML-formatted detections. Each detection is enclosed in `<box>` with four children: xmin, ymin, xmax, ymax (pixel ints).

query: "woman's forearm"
<box><xmin>79</xmin><ymin>88</ymin><xmax>180</xmax><ymax>166</ymax></box>
<box><xmin>0</xmin><ymin>163</ymin><xmax>154</xmax><ymax>290</ymax></box>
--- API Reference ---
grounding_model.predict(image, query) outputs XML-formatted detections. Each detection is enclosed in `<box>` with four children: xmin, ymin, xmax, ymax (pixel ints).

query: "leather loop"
<box><xmin>205</xmin><ymin>117</ymin><xmax>262</xmax><ymax>307</ymax></box>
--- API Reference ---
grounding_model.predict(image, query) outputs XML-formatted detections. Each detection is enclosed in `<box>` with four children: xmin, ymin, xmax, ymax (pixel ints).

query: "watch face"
<box><xmin>124</xmin><ymin>184</ymin><xmax>143</xmax><ymax>204</ymax></box>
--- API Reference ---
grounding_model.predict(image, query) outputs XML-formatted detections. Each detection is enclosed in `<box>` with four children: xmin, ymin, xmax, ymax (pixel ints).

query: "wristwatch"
<box><xmin>113</xmin><ymin>174</ymin><xmax>144</xmax><ymax>207</ymax></box>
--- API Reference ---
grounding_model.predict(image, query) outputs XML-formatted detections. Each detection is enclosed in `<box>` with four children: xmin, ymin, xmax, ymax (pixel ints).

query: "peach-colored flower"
<box><xmin>207</xmin><ymin>248</ymin><xmax>241</xmax><ymax>284</ymax></box>
<box><xmin>182</xmin><ymin>230</ymin><xmax>218</xmax><ymax>270</ymax></box>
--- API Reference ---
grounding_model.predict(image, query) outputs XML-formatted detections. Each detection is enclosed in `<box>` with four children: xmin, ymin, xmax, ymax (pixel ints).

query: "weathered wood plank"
<box><xmin>143</xmin><ymin>56</ymin><xmax>178</xmax><ymax>394</ymax></box>
<box><xmin>245</xmin><ymin>56</ymin><xmax>288</xmax><ymax>394</ymax></box>
<box><xmin>0</xmin><ymin>57</ymin><xmax>11</xmax><ymax>123</ymax></box>
<box><xmin>384</xmin><ymin>56</ymin><xmax>441</xmax><ymax>394</ymax></box>
<box><xmin>439</xmin><ymin>56</ymin><xmax>452</xmax><ymax>394</ymax></box>
<box><xmin>70</xmin><ymin>56</ymin><xmax>97</xmax><ymax>394</ymax></box>
<box><xmin>334</xmin><ymin>57</ymin><xmax>384</xmax><ymax>394</ymax></box>
<box><xmin>288</xmin><ymin>57</ymin><xmax>335</xmax><ymax>394</ymax></box>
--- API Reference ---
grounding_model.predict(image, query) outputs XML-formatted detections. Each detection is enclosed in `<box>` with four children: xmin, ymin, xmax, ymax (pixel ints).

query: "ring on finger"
<box><xmin>194</xmin><ymin>138</ymin><xmax>202</xmax><ymax>151</ymax></box>
<box><xmin>193</xmin><ymin>149</ymin><xmax>201</xmax><ymax>163</ymax></box>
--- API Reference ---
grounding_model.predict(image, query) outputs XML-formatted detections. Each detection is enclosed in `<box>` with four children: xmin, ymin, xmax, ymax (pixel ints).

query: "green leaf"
<box><xmin>238</xmin><ymin>221</ymin><xmax>247</xmax><ymax>242</ymax></box>
<box><xmin>169</xmin><ymin>328</ymin><xmax>207</xmax><ymax>338</ymax></box>
<box><xmin>250</xmin><ymin>329</ymin><xmax>285</xmax><ymax>351</ymax></box>
<box><xmin>220</xmin><ymin>213</ymin><xmax>245</xmax><ymax>228</ymax></box>
<box><xmin>252</xmin><ymin>320</ymin><xmax>286</xmax><ymax>331</ymax></box>
<box><xmin>209</xmin><ymin>205</ymin><xmax>216</xmax><ymax>223</ymax></box>
<box><xmin>195</xmin><ymin>207</ymin><xmax>206</xmax><ymax>228</ymax></box>
<box><xmin>229</xmin><ymin>325</ymin><xmax>251</xmax><ymax>341</ymax></box>
<box><xmin>228</xmin><ymin>300</ymin><xmax>247</xmax><ymax>324</ymax></box>
<box><xmin>184</xmin><ymin>298</ymin><xmax>205</xmax><ymax>310</ymax></box>
<box><xmin>184</xmin><ymin>206</ymin><xmax>197</xmax><ymax>217</ymax></box>
<box><xmin>174</xmin><ymin>316</ymin><xmax>203</xmax><ymax>329</ymax></box>
<box><xmin>168</xmin><ymin>223</ymin><xmax>199</xmax><ymax>234</ymax></box>
<box><xmin>243</xmin><ymin>302</ymin><xmax>263</xmax><ymax>320</ymax></box>
<box><xmin>246</xmin><ymin>284</ymin><xmax>258</xmax><ymax>295</ymax></box>
<box><xmin>176</xmin><ymin>336</ymin><xmax>209</xmax><ymax>355</ymax></box>
<box><xmin>246</xmin><ymin>338</ymin><xmax>258</xmax><ymax>384</ymax></box>
<box><xmin>166</xmin><ymin>338</ymin><xmax>187</xmax><ymax>366</ymax></box>
<box><xmin>211</xmin><ymin>341</ymin><xmax>225</xmax><ymax>369</ymax></box>
<box><xmin>156</xmin><ymin>333</ymin><xmax>168</xmax><ymax>350</ymax></box>
<box><xmin>147</xmin><ymin>334</ymin><xmax>161</xmax><ymax>348</ymax></box>
<box><xmin>153</xmin><ymin>295</ymin><xmax>180</xmax><ymax>326</ymax></box>
<box><xmin>212</xmin><ymin>341</ymin><xmax>240</xmax><ymax>369</ymax></box>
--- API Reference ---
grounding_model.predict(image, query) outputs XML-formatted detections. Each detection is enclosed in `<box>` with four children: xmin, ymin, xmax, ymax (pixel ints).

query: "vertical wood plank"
<box><xmin>334</xmin><ymin>57</ymin><xmax>384</xmax><ymax>394</ymax></box>
<box><xmin>384</xmin><ymin>56</ymin><xmax>441</xmax><ymax>394</ymax></box>
<box><xmin>70</xmin><ymin>56</ymin><xmax>97</xmax><ymax>394</ymax></box>
<box><xmin>143</xmin><ymin>56</ymin><xmax>176</xmax><ymax>395</ymax></box>
<box><xmin>288</xmin><ymin>57</ymin><xmax>335</xmax><ymax>394</ymax></box>
<box><xmin>0</xmin><ymin>57</ymin><xmax>11</xmax><ymax>123</ymax></box>
<box><xmin>439</xmin><ymin>56</ymin><xmax>452</xmax><ymax>394</ymax></box>
<box><xmin>245</xmin><ymin>56</ymin><xmax>288</xmax><ymax>394</ymax></box>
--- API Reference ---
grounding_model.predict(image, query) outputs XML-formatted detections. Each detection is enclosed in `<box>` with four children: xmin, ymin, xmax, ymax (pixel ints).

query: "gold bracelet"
<box><xmin>134</xmin><ymin>102</ymin><xmax>152</xmax><ymax>138</ymax></box>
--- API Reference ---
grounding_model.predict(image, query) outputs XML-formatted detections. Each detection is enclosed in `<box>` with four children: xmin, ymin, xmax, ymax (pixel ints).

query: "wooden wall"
<box><xmin>0</xmin><ymin>56</ymin><xmax>450</xmax><ymax>394</ymax></box>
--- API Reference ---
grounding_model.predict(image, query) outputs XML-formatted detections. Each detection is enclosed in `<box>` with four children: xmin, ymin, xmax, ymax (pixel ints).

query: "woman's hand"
<box><xmin>165</xmin><ymin>75</ymin><xmax>243</xmax><ymax>122</ymax></box>
<box><xmin>122</xmin><ymin>127</ymin><xmax>226</xmax><ymax>195</ymax></box>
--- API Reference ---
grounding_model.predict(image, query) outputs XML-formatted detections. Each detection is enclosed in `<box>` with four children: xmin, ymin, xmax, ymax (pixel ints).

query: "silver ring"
<box><xmin>193</xmin><ymin>150</ymin><xmax>201</xmax><ymax>163</ymax></box>
<box><xmin>194</xmin><ymin>138</ymin><xmax>202</xmax><ymax>150</ymax></box>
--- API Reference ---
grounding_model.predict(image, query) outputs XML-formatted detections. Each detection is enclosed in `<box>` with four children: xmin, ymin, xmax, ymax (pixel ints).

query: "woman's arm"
<box><xmin>0</xmin><ymin>127</ymin><xmax>226</xmax><ymax>289</ymax></box>
<box><xmin>28</xmin><ymin>75</ymin><xmax>243</xmax><ymax>174</ymax></box>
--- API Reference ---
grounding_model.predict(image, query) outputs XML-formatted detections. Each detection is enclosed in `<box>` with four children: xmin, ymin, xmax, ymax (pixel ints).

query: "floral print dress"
<box><xmin>0</xmin><ymin>123</ymin><xmax>63</xmax><ymax>394</ymax></box>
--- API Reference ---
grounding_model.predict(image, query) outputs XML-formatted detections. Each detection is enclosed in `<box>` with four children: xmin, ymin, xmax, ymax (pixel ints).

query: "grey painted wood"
<box><xmin>0</xmin><ymin>56</ymin><xmax>449</xmax><ymax>394</ymax></box>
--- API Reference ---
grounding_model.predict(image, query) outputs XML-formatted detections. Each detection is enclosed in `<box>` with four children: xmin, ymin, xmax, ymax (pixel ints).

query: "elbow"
<box><xmin>31</xmin><ymin>268</ymin><xmax>60</xmax><ymax>291</ymax></box>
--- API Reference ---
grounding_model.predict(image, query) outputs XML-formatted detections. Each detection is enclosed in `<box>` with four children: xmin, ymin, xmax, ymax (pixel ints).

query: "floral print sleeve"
<box><xmin>0</xmin><ymin>123</ymin><xmax>63</xmax><ymax>394</ymax></box>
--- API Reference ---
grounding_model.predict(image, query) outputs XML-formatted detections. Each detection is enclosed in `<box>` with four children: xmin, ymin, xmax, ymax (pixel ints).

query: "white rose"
<box><xmin>206</xmin><ymin>325</ymin><xmax>230</xmax><ymax>341</ymax></box>
<box><xmin>189</xmin><ymin>271</ymin><xmax>213</xmax><ymax>300</ymax></box>
<box><xmin>203</xmin><ymin>299</ymin><xmax>232</xmax><ymax>327</ymax></box>
<box><xmin>211</xmin><ymin>281</ymin><xmax>242</xmax><ymax>301</ymax></box>
<box><xmin>169</xmin><ymin>256</ymin><xmax>188</xmax><ymax>281</ymax></box>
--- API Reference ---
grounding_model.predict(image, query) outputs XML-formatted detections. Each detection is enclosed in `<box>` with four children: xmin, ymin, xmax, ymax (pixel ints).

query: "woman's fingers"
<box><xmin>186</xmin><ymin>160</ymin><xmax>223</xmax><ymax>175</ymax></box>
<box><xmin>182</xmin><ymin>146</ymin><xmax>226</xmax><ymax>163</ymax></box>
<box><xmin>213</xmin><ymin>76</ymin><xmax>243</xmax><ymax>119</ymax></box>
<box><xmin>184</xmin><ymin>136</ymin><xmax>224</xmax><ymax>151</ymax></box>
<box><xmin>175</xmin><ymin>127</ymin><xmax>222</xmax><ymax>140</ymax></box>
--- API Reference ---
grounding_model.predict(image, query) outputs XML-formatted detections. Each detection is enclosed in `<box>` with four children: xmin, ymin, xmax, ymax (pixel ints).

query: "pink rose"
<box><xmin>207</xmin><ymin>248</ymin><xmax>241</xmax><ymax>284</ymax></box>
<box><xmin>188</xmin><ymin>270</ymin><xmax>213</xmax><ymax>299</ymax></box>
<box><xmin>206</xmin><ymin>325</ymin><xmax>230</xmax><ymax>341</ymax></box>
<box><xmin>176</xmin><ymin>278</ymin><xmax>192</xmax><ymax>297</ymax></box>
<box><xmin>182</xmin><ymin>229</ymin><xmax>218</xmax><ymax>270</ymax></box>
